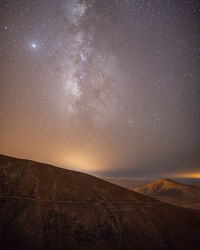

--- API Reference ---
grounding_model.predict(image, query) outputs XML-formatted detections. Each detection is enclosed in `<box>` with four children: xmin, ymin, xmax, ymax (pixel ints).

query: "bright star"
<box><xmin>31</xmin><ymin>43</ymin><xmax>36</xmax><ymax>48</ymax></box>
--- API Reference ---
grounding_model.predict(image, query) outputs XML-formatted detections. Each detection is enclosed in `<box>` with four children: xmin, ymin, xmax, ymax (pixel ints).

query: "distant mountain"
<box><xmin>133</xmin><ymin>178</ymin><xmax>200</xmax><ymax>209</ymax></box>
<box><xmin>1</xmin><ymin>154</ymin><xmax>200</xmax><ymax>250</ymax></box>
<box><xmin>104</xmin><ymin>178</ymin><xmax>151</xmax><ymax>189</ymax></box>
<box><xmin>174</xmin><ymin>178</ymin><xmax>200</xmax><ymax>187</ymax></box>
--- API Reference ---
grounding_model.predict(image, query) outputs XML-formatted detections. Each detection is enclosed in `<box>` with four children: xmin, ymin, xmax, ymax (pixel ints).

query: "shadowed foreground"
<box><xmin>0</xmin><ymin>154</ymin><xmax>200</xmax><ymax>250</ymax></box>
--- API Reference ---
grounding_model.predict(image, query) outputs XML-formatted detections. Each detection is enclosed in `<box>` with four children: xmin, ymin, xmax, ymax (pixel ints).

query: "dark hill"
<box><xmin>0</xmin><ymin>154</ymin><xmax>153</xmax><ymax>203</ymax></box>
<box><xmin>0</xmin><ymin>154</ymin><xmax>200</xmax><ymax>250</ymax></box>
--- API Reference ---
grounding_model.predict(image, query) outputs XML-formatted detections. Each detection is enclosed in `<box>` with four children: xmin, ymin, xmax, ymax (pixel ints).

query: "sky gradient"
<box><xmin>0</xmin><ymin>0</ymin><xmax>200</xmax><ymax>178</ymax></box>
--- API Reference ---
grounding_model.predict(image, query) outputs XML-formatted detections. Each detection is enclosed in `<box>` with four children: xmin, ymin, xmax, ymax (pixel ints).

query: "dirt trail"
<box><xmin>0</xmin><ymin>195</ymin><xmax>162</xmax><ymax>205</ymax></box>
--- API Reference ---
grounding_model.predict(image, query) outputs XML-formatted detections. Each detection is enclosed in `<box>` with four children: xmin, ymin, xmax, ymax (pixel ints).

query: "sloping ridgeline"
<box><xmin>0</xmin><ymin>154</ymin><xmax>200</xmax><ymax>250</ymax></box>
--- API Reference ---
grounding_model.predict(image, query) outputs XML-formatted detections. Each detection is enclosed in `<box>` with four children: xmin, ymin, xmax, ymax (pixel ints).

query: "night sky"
<box><xmin>0</xmin><ymin>0</ymin><xmax>200</xmax><ymax>178</ymax></box>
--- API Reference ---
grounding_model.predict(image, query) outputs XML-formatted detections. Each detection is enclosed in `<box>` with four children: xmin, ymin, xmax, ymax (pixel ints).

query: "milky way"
<box><xmin>0</xmin><ymin>0</ymin><xmax>200</xmax><ymax>177</ymax></box>
<box><xmin>53</xmin><ymin>0</ymin><xmax>125</xmax><ymax>129</ymax></box>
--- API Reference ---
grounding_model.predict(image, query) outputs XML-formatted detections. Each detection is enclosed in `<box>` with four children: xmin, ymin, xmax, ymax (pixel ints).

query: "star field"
<box><xmin>0</xmin><ymin>0</ymin><xmax>200</xmax><ymax>177</ymax></box>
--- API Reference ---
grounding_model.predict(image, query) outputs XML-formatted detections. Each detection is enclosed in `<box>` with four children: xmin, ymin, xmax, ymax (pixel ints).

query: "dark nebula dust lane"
<box><xmin>0</xmin><ymin>0</ymin><xmax>200</xmax><ymax>177</ymax></box>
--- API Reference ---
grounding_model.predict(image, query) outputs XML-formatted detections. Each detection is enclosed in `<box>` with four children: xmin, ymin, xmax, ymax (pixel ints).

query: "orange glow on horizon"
<box><xmin>173</xmin><ymin>171</ymin><xmax>200</xmax><ymax>179</ymax></box>
<box><xmin>59</xmin><ymin>152</ymin><xmax>101</xmax><ymax>172</ymax></box>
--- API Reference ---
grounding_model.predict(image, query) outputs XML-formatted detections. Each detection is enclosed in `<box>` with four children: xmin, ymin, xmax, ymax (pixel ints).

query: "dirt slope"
<box><xmin>0</xmin><ymin>155</ymin><xmax>200</xmax><ymax>250</ymax></box>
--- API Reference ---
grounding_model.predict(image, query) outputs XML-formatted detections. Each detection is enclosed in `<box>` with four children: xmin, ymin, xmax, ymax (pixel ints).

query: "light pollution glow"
<box><xmin>174</xmin><ymin>172</ymin><xmax>200</xmax><ymax>179</ymax></box>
